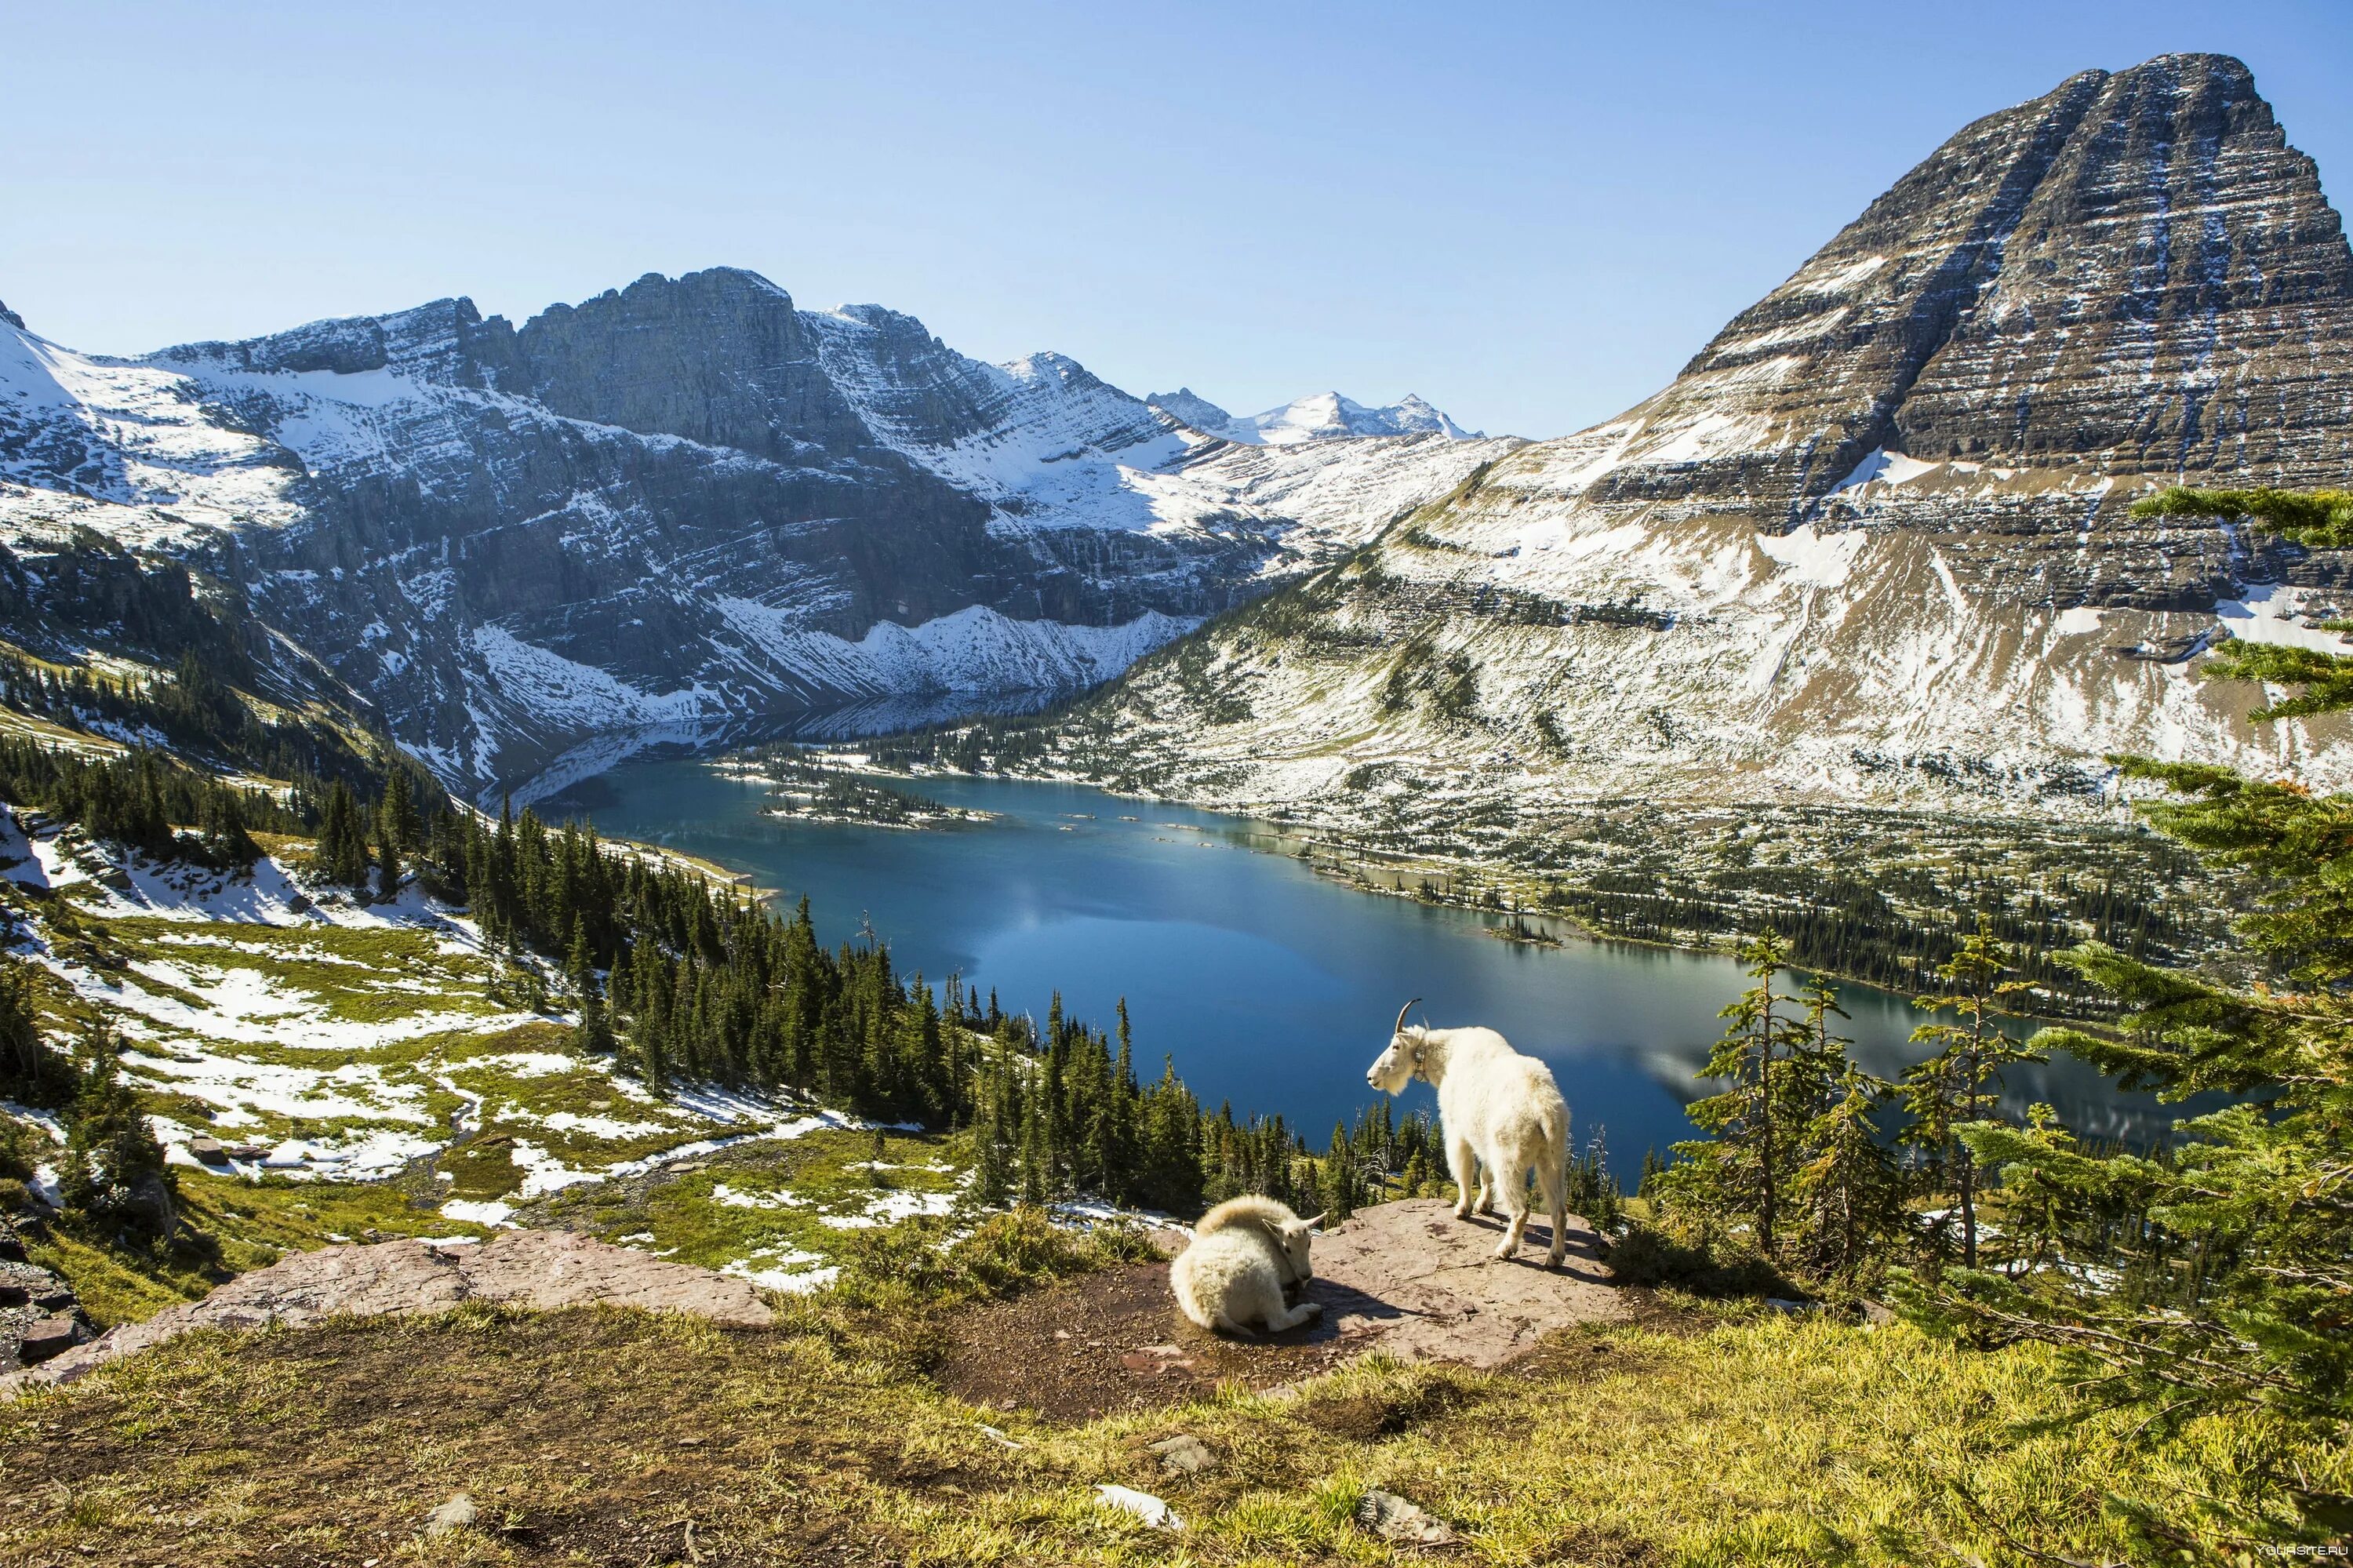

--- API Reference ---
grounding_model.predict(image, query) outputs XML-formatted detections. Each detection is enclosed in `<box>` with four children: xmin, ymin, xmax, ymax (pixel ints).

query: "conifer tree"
<box><xmin>1900</xmin><ymin>915</ymin><xmax>2039</xmax><ymax>1269</ymax></box>
<box><xmin>1894</xmin><ymin>486</ymin><xmax>2353</xmax><ymax>1498</ymax></box>
<box><xmin>198</xmin><ymin>786</ymin><xmax>256</xmax><ymax>868</ymax></box>
<box><xmin>1792</xmin><ymin>1059</ymin><xmax>1901</xmax><ymax>1281</ymax></box>
<box><xmin>567</xmin><ymin>919</ymin><xmax>613</xmax><ymax>1056</ymax></box>
<box><xmin>1668</xmin><ymin>930</ymin><xmax>1811</xmax><ymax>1254</ymax></box>
<box><xmin>60</xmin><ymin>1022</ymin><xmax>173</xmax><ymax>1232</ymax></box>
<box><xmin>1320</xmin><ymin>1121</ymin><xmax>1356</xmax><ymax>1221</ymax></box>
<box><xmin>0</xmin><ymin>955</ymin><xmax>71</xmax><ymax>1108</ymax></box>
<box><xmin>378</xmin><ymin>766</ymin><xmax>422</xmax><ymax>855</ymax></box>
<box><xmin>376</xmin><ymin>829</ymin><xmax>403</xmax><ymax>903</ymax></box>
<box><xmin>313</xmin><ymin>780</ymin><xmax>370</xmax><ymax>891</ymax></box>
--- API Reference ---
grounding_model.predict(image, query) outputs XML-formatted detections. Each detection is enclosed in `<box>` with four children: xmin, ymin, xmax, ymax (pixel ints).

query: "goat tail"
<box><xmin>1544</xmin><ymin>1093</ymin><xmax>1572</xmax><ymax>1240</ymax></box>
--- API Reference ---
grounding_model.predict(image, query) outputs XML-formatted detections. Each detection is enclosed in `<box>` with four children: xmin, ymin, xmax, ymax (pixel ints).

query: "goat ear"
<box><xmin>1300</xmin><ymin>1213</ymin><xmax>1326</xmax><ymax>1229</ymax></box>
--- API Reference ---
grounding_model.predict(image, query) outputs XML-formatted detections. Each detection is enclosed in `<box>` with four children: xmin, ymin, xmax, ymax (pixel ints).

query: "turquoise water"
<box><xmin>555</xmin><ymin>757</ymin><xmax>2180</xmax><ymax>1177</ymax></box>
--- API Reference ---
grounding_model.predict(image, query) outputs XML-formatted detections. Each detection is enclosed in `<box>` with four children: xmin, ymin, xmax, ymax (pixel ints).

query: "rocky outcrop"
<box><xmin>1048</xmin><ymin>53</ymin><xmax>2353</xmax><ymax>824</ymax></box>
<box><xmin>1302</xmin><ymin>1199</ymin><xmax>1626</xmax><ymax>1367</ymax></box>
<box><xmin>1</xmin><ymin>1228</ymin><xmax>95</xmax><ymax>1372</ymax></box>
<box><xmin>1</xmin><ymin>1229</ymin><xmax>773</xmax><ymax>1398</ymax></box>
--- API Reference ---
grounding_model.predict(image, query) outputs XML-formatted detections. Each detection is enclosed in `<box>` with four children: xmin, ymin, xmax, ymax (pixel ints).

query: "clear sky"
<box><xmin>5</xmin><ymin>2</ymin><xmax>2348</xmax><ymax>438</ymax></box>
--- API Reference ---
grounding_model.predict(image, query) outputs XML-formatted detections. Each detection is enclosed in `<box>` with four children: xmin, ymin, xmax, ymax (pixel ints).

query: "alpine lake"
<box><xmin>545</xmin><ymin>751</ymin><xmax>2188</xmax><ymax>1180</ymax></box>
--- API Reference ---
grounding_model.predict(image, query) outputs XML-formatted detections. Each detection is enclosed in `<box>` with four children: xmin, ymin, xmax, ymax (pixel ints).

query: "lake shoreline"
<box><xmin>550</xmin><ymin>751</ymin><xmax>2179</xmax><ymax>1168</ymax></box>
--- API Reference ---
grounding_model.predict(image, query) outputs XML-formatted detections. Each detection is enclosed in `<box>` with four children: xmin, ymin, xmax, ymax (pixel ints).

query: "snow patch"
<box><xmin>2214</xmin><ymin>584</ymin><xmax>2352</xmax><ymax>653</ymax></box>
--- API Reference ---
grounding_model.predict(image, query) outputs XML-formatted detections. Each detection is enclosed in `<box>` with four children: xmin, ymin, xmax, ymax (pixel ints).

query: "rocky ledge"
<box><xmin>1</xmin><ymin>1229</ymin><xmax>773</xmax><ymax>1399</ymax></box>
<box><xmin>1</xmin><ymin>1224</ymin><xmax>96</xmax><ymax>1373</ymax></box>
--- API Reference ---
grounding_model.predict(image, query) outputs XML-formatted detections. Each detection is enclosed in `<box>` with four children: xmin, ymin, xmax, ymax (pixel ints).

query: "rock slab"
<box><xmin>1303</xmin><ymin>1198</ymin><xmax>1628</xmax><ymax>1368</ymax></box>
<box><xmin>1</xmin><ymin>1229</ymin><xmax>773</xmax><ymax>1398</ymax></box>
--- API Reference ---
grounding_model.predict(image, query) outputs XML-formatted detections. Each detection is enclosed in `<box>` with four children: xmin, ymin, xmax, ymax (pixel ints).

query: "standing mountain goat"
<box><xmin>1171</xmin><ymin>1197</ymin><xmax>1324</xmax><ymax>1336</ymax></box>
<box><xmin>1366</xmin><ymin>999</ymin><xmax>1571</xmax><ymax>1265</ymax></box>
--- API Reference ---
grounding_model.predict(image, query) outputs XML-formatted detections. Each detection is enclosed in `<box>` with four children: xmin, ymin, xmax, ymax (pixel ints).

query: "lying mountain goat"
<box><xmin>1366</xmin><ymin>999</ymin><xmax>1570</xmax><ymax>1265</ymax></box>
<box><xmin>1171</xmin><ymin>1197</ymin><xmax>1324</xmax><ymax>1336</ymax></box>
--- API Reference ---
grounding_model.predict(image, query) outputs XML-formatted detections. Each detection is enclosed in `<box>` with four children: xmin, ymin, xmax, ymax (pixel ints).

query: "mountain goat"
<box><xmin>1192</xmin><ymin>1194</ymin><xmax>1322</xmax><ymax>1303</ymax></box>
<box><xmin>1366</xmin><ymin>999</ymin><xmax>1570</xmax><ymax>1265</ymax></box>
<box><xmin>1171</xmin><ymin>1197</ymin><xmax>1324</xmax><ymax>1336</ymax></box>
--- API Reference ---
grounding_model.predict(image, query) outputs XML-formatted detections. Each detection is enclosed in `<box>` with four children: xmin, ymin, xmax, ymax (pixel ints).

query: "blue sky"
<box><xmin>5</xmin><ymin>2</ymin><xmax>2348</xmax><ymax>438</ymax></box>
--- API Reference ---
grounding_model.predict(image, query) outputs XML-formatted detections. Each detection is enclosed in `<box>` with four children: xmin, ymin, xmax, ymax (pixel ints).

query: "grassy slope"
<box><xmin>4</xmin><ymin>828</ymin><xmax>967</xmax><ymax>1325</ymax></box>
<box><xmin>3</xmin><ymin>1293</ymin><xmax>2331</xmax><ymax>1566</ymax></box>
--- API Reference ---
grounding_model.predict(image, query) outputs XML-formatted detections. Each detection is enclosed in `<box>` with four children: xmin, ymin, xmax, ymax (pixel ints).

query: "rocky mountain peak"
<box><xmin>152</xmin><ymin>296</ymin><xmax>513</xmax><ymax>385</ymax></box>
<box><xmin>1146</xmin><ymin>387</ymin><xmax>1233</xmax><ymax>431</ymax></box>
<box><xmin>0</xmin><ymin>301</ymin><xmax>22</xmax><ymax>333</ymax></box>
<box><xmin>1053</xmin><ymin>53</ymin><xmax>2353</xmax><ymax>832</ymax></box>
<box><xmin>1148</xmin><ymin>388</ymin><xmax>1482</xmax><ymax>445</ymax></box>
<box><xmin>510</xmin><ymin>267</ymin><xmax>873</xmax><ymax>460</ymax></box>
<box><xmin>1569</xmin><ymin>52</ymin><xmax>2351</xmax><ymax>530</ymax></box>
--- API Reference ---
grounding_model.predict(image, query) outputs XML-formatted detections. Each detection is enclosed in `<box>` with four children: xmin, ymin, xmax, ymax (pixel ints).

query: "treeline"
<box><xmin>1542</xmin><ymin>863</ymin><xmax>2186</xmax><ymax>1016</ymax></box>
<box><xmin>0</xmin><ymin>646</ymin><xmax>385</xmax><ymax>794</ymax></box>
<box><xmin>363</xmin><ymin>796</ymin><xmax>1374</xmax><ymax>1218</ymax></box>
<box><xmin>862</xmin><ymin>712</ymin><xmax>1062</xmax><ymax>775</ymax></box>
<box><xmin>0</xmin><ymin>704</ymin><xmax>1373</xmax><ymax>1221</ymax></box>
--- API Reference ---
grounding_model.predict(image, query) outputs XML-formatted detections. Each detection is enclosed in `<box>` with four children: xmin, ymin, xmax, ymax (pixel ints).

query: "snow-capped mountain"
<box><xmin>1148</xmin><ymin>387</ymin><xmax>1484</xmax><ymax>444</ymax></box>
<box><xmin>0</xmin><ymin>270</ymin><xmax>1515</xmax><ymax>800</ymax></box>
<box><xmin>1048</xmin><ymin>54</ymin><xmax>2353</xmax><ymax>831</ymax></box>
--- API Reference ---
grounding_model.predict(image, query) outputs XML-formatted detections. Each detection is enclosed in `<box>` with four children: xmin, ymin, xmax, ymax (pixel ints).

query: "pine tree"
<box><xmin>1667</xmin><ymin>930</ymin><xmax>1812</xmax><ymax>1254</ymax></box>
<box><xmin>376</xmin><ymin>829</ymin><xmax>403</xmax><ymax>903</ymax></box>
<box><xmin>1900</xmin><ymin>915</ymin><xmax>2039</xmax><ymax>1270</ymax></box>
<box><xmin>314</xmin><ymin>780</ymin><xmax>370</xmax><ymax>891</ymax></box>
<box><xmin>60</xmin><ymin>1022</ymin><xmax>173</xmax><ymax>1233</ymax></box>
<box><xmin>197</xmin><ymin>786</ymin><xmax>256</xmax><ymax>868</ymax></box>
<box><xmin>379</xmin><ymin>766</ymin><xmax>422</xmax><ymax>856</ymax></box>
<box><xmin>1791</xmin><ymin>1060</ymin><xmax>1901</xmax><ymax>1282</ymax></box>
<box><xmin>567</xmin><ymin>919</ymin><xmax>614</xmax><ymax>1056</ymax></box>
<box><xmin>1320</xmin><ymin>1121</ymin><xmax>1356</xmax><ymax>1221</ymax></box>
<box><xmin>1893</xmin><ymin>486</ymin><xmax>2353</xmax><ymax>1506</ymax></box>
<box><xmin>0</xmin><ymin>955</ymin><xmax>71</xmax><ymax>1107</ymax></box>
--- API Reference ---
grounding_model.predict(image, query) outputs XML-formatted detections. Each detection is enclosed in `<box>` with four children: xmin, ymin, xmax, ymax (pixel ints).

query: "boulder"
<box><xmin>1</xmin><ymin>1257</ymin><xmax>89</xmax><ymax>1367</ymax></box>
<box><xmin>16</xmin><ymin>1315</ymin><xmax>82</xmax><ymax>1366</ymax></box>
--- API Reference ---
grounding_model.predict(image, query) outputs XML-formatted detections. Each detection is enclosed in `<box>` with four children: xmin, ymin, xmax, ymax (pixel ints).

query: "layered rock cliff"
<box><xmin>1043</xmin><ymin>54</ymin><xmax>2353</xmax><ymax>830</ymax></box>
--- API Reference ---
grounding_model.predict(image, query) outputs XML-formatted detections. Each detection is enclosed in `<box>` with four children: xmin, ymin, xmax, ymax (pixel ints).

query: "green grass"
<box><xmin>526</xmin><ymin>1127</ymin><xmax>966</xmax><ymax>1278</ymax></box>
<box><xmin>101</xmin><ymin>918</ymin><xmax>502</xmax><ymax>1026</ymax></box>
<box><xmin>1</xmin><ymin>1293</ymin><xmax>2336</xmax><ymax>1565</ymax></box>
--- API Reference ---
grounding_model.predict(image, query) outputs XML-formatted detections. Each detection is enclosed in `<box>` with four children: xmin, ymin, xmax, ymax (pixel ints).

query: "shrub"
<box><xmin>1605</xmin><ymin>1221</ymin><xmax>1792</xmax><ymax>1297</ymax></box>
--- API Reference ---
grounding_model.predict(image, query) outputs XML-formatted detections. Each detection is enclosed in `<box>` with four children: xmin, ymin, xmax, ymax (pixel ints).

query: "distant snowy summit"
<box><xmin>1147</xmin><ymin>387</ymin><xmax>1482</xmax><ymax>445</ymax></box>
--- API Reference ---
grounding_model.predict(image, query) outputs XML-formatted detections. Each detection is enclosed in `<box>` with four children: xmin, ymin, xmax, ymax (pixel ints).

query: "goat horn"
<box><xmin>1394</xmin><ymin>997</ymin><xmax>1422</xmax><ymax>1035</ymax></box>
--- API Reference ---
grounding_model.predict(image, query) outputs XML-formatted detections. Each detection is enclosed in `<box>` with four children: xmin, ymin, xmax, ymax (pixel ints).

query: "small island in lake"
<box><xmin>715</xmin><ymin>744</ymin><xmax>995</xmax><ymax>830</ymax></box>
